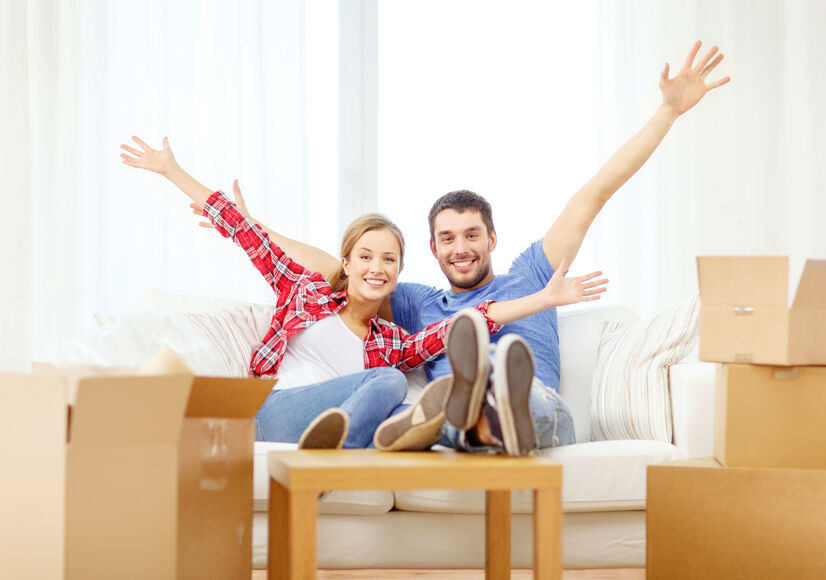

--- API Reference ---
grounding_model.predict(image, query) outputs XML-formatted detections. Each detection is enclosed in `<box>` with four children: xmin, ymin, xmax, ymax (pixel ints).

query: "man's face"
<box><xmin>430</xmin><ymin>209</ymin><xmax>497</xmax><ymax>292</ymax></box>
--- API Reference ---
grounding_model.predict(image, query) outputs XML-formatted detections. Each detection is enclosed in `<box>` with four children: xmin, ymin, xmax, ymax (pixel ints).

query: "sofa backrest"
<box><xmin>557</xmin><ymin>305</ymin><xmax>638</xmax><ymax>443</ymax></box>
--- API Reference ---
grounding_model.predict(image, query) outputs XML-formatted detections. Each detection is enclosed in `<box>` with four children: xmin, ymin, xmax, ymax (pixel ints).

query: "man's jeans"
<box><xmin>254</xmin><ymin>367</ymin><xmax>408</xmax><ymax>448</ymax></box>
<box><xmin>440</xmin><ymin>378</ymin><xmax>576</xmax><ymax>452</ymax></box>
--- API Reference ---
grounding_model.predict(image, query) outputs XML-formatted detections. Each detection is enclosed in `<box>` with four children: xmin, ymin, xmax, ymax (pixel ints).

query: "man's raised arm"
<box><xmin>191</xmin><ymin>179</ymin><xmax>342</xmax><ymax>283</ymax></box>
<box><xmin>542</xmin><ymin>41</ymin><xmax>730</xmax><ymax>271</ymax></box>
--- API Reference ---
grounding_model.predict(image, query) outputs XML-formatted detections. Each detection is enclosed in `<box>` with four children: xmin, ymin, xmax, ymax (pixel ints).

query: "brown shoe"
<box><xmin>490</xmin><ymin>334</ymin><xmax>536</xmax><ymax>456</ymax></box>
<box><xmin>445</xmin><ymin>308</ymin><xmax>490</xmax><ymax>430</ymax></box>
<box><xmin>299</xmin><ymin>408</ymin><xmax>349</xmax><ymax>449</ymax></box>
<box><xmin>373</xmin><ymin>376</ymin><xmax>451</xmax><ymax>451</ymax></box>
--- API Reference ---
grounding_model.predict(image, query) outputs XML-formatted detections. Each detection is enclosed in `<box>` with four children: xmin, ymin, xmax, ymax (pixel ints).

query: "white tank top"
<box><xmin>273</xmin><ymin>313</ymin><xmax>365</xmax><ymax>390</ymax></box>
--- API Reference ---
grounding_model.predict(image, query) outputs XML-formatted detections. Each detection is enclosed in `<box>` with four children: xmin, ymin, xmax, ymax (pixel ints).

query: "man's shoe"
<box><xmin>444</xmin><ymin>308</ymin><xmax>490</xmax><ymax>430</ymax></box>
<box><xmin>373</xmin><ymin>376</ymin><xmax>451</xmax><ymax>451</ymax></box>
<box><xmin>489</xmin><ymin>334</ymin><xmax>536</xmax><ymax>456</ymax></box>
<box><xmin>299</xmin><ymin>408</ymin><xmax>349</xmax><ymax>449</ymax></box>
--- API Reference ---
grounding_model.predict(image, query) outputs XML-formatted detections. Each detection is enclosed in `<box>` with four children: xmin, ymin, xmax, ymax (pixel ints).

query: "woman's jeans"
<box><xmin>254</xmin><ymin>367</ymin><xmax>407</xmax><ymax>448</ymax></box>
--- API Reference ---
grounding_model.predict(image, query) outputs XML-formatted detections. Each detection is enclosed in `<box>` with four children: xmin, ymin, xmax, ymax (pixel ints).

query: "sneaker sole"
<box><xmin>298</xmin><ymin>408</ymin><xmax>349</xmax><ymax>449</ymax></box>
<box><xmin>492</xmin><ymin>335</ymin><xmax>535</xmax><ymax>456</ymax></box>
<box><xmin>445</xmin><ymin>309</ymin><xmax>490</xmax><ymax>430</ymax></box>
<box><xmin>374</xmin><ymin>376</ymin><xmax>451</xmax><ymax>451</ymax></box>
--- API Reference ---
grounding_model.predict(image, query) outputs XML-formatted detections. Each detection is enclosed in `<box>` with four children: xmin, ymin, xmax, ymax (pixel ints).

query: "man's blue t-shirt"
<box><xmin>391</xmin><ymin>240</ymin><xmax>560</xmax><ymax>391</ymax></box>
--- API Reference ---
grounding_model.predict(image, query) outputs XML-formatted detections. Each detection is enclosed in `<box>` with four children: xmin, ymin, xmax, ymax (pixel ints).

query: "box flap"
<box><xmin>70</xmin><ymin>376</ymin><xmax>192</xmax><ymax>448</ymax></box>
<box><xmin>697</xmin><ymin>256</ymin><xmax>788</xmax><ymax>306</ymax></box>
<box><xmin>185</xmin><ymin>377</ymin><xmax>275</xmax><ymax>419</ymax></box>
<box><xmin>792</xmin><ymin>259</ymin><xmax>826</xmax><ymax>309</ymax></box>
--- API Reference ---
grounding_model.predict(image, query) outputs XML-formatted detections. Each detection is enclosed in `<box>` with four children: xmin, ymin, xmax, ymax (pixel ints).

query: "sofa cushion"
<box><xmin>253</xmin><ymin>442</ymin><xmax>395</xmax><ymax>515</ymax></box>
<box><xmin>590</xmin><ymin>294</ymin><xmax>700</xmax><ymax>442</ymax></box>
<box><xmin>393</xmin><ymin>439</ymin><xmax>683</xmax><ymax>514</ymax></box>
<box><xmin>557</xmin><ymin>306</ymin><xmax>638</xmax><ymax>443</ymax></box>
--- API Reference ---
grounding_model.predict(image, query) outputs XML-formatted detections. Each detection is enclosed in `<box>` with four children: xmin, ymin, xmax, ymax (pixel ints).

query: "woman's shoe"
<box><xmin>373</xmin><ymin>376</ymin><xmax>451</xmax><ymax>451</ymax></box>
<box><xmin>444</xmin><ymin>308</ymin><xmax>490</xmax><ymax>430</ymax></box>
<box><xmin>298</xmin><ymin>408</ymin><xmax>349</xmax><ymax>449</ymax></box>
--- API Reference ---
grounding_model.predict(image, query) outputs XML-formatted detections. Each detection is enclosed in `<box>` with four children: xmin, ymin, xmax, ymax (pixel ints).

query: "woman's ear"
<box><xmin>341</xmin><ymin>256</ymin><xmax>350</xmax><ymax>277</ymax></box>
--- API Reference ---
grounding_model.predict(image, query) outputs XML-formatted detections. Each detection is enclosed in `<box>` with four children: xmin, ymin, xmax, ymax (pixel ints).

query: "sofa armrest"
<box><xmin>669</xmin><ymin>362</ymin><xmax>716</xmax><ymax>459</ymax></box>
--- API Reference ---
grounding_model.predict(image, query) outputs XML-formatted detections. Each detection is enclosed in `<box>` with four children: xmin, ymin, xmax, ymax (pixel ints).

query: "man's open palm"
<box><xmin>545</xmin><ymin>259</ymin><xmax>608</xmax><ymax>307</ymax></box>
<box><xmin>660</xmin><ymin>41</ymin><xmax>731</xmax><ymax>115</ymax></box>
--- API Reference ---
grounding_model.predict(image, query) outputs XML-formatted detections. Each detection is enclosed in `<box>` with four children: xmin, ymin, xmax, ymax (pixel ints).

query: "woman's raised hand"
<box><xmin>120</xmin><ymin>136</ymin><xmax>177</xmax><ymax>176</ymax></box>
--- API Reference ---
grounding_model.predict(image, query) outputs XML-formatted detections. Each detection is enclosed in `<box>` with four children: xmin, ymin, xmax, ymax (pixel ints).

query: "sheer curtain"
<box><xmin>1</xmin><ymin>0</ymin><xmax>317</xmax><ymax>369</ymax></box>
<box><xmin>375</xmin><ymin>1</ymin><xmax>826</xmax><ymax>319</ymax></box>
<box><xmin>4</xmin><ymin>1</ymin><xmax>825</xmax><ymax>371</ymax></box>
<box><xmin>376</xmin><ymin>0</ymin><xmax>601</xmax><ymax>288</ymax></box>
<box><xmin>595</xmin><ymin>0</ymin><xmax>826</xmax><ymax>317</ymax></box>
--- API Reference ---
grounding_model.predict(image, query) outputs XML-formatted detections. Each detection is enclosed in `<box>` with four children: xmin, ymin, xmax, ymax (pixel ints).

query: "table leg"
<box><xmin>533</xmin><ymin>487</ymin><xmax>561</xmax><ymax>580</ymax></box>
<box><xmin>486</xmin><ymin>489</ymin><xmax>511</xmax><ymax>580</ymax></box>
<box><xmin>268</xmin><ymin>478</ymin><xmax>318</xmax><ymax>580</ymax></box>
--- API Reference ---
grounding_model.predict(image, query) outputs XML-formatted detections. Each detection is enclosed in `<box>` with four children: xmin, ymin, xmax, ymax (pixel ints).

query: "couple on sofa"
<box><xmin>121</xmin><ymin>41</ymin><xmax>729</xmax><ymax>457</ymax></box>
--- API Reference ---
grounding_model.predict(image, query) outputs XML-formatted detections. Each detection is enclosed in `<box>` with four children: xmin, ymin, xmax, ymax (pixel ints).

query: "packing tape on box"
<box><xmin>200</xmin><ymin>419</ymin><xmax>229</xmax><ymax>491</ymax></box>
<box><xmin>773</xmin><ymin>367</ymin><xmax>799</xmax><ymax>380</ymax></box>
<box><xmin>733</xmin><ymin>306</ymin><xmax>755</xmax><ymax>315</ymax></box>
<box><xmin>734</xmin><ymin>353</ymin><xmax>754</xmax><ymax>363</ymax></box>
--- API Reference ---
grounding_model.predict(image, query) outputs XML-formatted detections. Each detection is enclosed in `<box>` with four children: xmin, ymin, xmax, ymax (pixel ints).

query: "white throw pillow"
<box><xmin>589</xmin><ymin>294</ymin><xmax>700</xmax><ymax>442</ymax></box>
<box><xmin>52</xmin><ymin>304</ymin><xmax>273</xmax><ymax>377</ymax></box>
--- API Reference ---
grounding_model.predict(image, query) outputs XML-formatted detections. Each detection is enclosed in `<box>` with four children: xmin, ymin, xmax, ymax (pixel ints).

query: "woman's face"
<box><xmin>342</xmin><ymin>228</ymin><xmax>402</xmax><ymax>303</ymax></box>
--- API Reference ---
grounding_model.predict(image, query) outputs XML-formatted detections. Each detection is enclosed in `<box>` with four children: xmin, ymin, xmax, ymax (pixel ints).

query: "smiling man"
<box><xmin>377</xmin><ymin>41</ymin><xmax>730</xmax><ymax>454</ymax></box>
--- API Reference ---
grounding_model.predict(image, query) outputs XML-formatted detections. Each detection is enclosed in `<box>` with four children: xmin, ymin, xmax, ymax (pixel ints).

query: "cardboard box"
<box><xmin>715</xmin><ymin>363</ymin><xmax>826</xmax><ymax>469</ymax></box>
<box><xmin>697</xmin><ymin>256</ymin><xmax>826</xmax><ymax>365</ymax></box>
<box><xmin>65</xmin><ymin>375</ymin><xmax>192</xmax><ymax>580</ymax></box>
<box><xmin>0</xmin><ymin>374</ymin><xmax>67</xmax><ymax>580</ymax></box>
<box><xmin>27</xmin><ymin>359</ymin><xmax>274</xmax><ymax>579</ymax></box>
<box><xmin>648</xmin><ymin>458</ymin><xmax>826</xmax><ymax>580</ymax></box>
<box><xmin>177</xmin><ymin>377</ymin><xmax>273</xmax><ymax>580</ymax></box>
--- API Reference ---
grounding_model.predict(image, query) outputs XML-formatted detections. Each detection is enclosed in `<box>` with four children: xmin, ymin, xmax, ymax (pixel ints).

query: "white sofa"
<box><xmin>248</xmin><ymin>305</ymin><xmax>717</xmax><ymax>570</ymax></box>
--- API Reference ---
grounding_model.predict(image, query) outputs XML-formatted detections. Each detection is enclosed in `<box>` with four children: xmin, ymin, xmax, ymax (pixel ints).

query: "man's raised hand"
<box><xmin>660</xmin><ymin>41</ymin><xmax>731</xmax><ymax>116</ymax></box>
<box><xmin>544</xmin><ymin>258</ymin><xmax>609</xmax><ymax>308</ymax></box>
<box><xmin>120</xmin><ymin>136</ymin><xmax>176</xmax><ymax>176</ymax></box>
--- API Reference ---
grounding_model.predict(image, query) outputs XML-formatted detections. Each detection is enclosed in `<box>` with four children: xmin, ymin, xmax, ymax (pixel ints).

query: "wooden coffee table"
<box><xmin>267</xmin><ymin>449</ymin><xmax>562</xmax><ymax>580</ymax></box>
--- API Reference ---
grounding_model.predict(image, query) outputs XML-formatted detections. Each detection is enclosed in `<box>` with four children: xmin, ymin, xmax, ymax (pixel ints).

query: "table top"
<box><xmin>268</xmin><ymin>449</ymin><xmax>562</xmax><ymax>491</ymax></box>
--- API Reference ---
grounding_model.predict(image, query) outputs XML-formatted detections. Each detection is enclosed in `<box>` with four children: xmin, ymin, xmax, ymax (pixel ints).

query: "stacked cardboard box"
<box><xmin>647</xmin><ymin>256</ymin><xmax>826</xmax><ymax>580</ymax></box>
<box><xmin>1</xmin><ymin>354</ymin><xmax>274</xmax><ymax>580</ymax></box>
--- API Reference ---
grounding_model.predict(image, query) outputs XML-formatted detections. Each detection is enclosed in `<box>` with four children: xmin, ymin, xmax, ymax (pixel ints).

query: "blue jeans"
<box><xmin>254</xmin><ymin>367</ymin><xmax>408</xmax><ymax>448</ymax></box>
<box><xmin>440</xmin><ymin>378</ymin><xmax>576</xmax><ymax>452</ymax></box>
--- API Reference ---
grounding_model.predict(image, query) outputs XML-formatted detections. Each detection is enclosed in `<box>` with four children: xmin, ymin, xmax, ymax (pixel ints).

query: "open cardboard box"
<box><xmin>715</xmin><ymin>363</ymin><xmax>826</xmax><ymax>469</ymax></box>
<box><xmin>697</xmin><ymin>256</ymin><xmax>826</xmax><ymax>365</ymax></box>
<box><xmin>647</xmin><ymin>458</ymin><xmax>826</xmax><ymax>580</ymax></box>
<box><xmin>177</xmin><ymin>375</ymin><xmax>274</xmax><ymax>579</ymax></box>
<box><xmin>27</xmin><ymin>353</ymin><xmax>274</xmax><ymax>579</ymax></box>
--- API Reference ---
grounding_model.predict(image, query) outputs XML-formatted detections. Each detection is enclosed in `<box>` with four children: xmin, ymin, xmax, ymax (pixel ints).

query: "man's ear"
<box><xmin>488</xmin><ymin>229</ymin><xmax>497</xmax><ymax>252</ymax></box>
<box><xmin>430</xmin><ymin>239</ymin><xmax>438</xmax><ymax>258</ymax></box>
<box><xmin>341</xmin><ymin>257</ymin><xmax>350</xmax><ymax>277</ymax></box>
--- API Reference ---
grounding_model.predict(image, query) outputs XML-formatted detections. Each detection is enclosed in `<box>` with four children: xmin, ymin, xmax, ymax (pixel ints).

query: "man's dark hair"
<box><xmin>427</xmin><ymin>189</ymin><xmax>495</xmax><ymax>242</ymax></box>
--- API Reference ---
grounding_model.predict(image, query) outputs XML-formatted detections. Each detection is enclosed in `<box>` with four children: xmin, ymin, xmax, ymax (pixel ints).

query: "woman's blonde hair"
<box><xmin>330</xmin><ymin>213</ymin><xmax>405</xmax><ymax>293</ymax></box>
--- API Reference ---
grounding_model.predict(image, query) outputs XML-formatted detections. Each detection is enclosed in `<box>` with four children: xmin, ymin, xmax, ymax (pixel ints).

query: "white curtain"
<box><xmin>1</xmin><ymin>0</ymin><xmax>312</xmax><ymax>369</ymax></box>
<box><xmin>595</xmin><ymin>0</ymin><xmax>826</xmax><ymax>317</ymax></box>
<box><xmin>376</xmin><ymin>0</ymin><xmax>826</xmax><ymax>319</ymax></box>
<box><xmin>3</xmin><ymin>0</ymin><xmax>824</xmax><ymax>370</ymax></box>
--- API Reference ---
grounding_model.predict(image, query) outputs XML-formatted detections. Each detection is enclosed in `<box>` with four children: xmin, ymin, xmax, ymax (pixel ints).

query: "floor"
<box><xmin>251</xmin><ymin>569</ymin><xmax>645</xmax><ymax>579</ymax></box>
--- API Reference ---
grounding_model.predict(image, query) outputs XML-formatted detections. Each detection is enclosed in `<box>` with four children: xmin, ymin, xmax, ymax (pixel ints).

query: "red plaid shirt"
<box><xmin>204</xmin><ymin>191</ymin><xmax>501</xmax><ymax>377</ymax></box>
